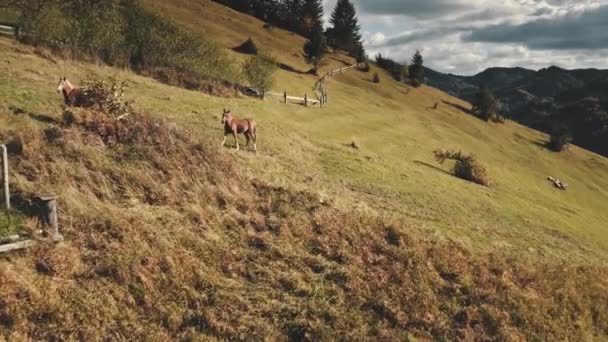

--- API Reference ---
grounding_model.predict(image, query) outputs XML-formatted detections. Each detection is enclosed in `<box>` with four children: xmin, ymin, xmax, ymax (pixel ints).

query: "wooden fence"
<box><xmin>0</xmin><ymin>24</ymin><xmax>15</xmax><ymax>37</ymax></box>
<box><xmin>264</xmin><ymin>63</ymin><xmax>362</xmax><ymax>109</ymax></box>
<box><xmin>266</xmin><ymin>91</ymin><xmax>320</xmax><ymax>107</ymax></box>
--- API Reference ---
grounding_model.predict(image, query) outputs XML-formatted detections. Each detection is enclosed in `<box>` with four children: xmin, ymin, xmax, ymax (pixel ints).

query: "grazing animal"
<box><xmin>221</xmin><ymin>109</ymin><xmax>257</xmax><ymax>152</ymax></box>
<box><xmin>57</xmin><ymin>77</ymin><xmax>84</xmax><ymax>107</ymax></box>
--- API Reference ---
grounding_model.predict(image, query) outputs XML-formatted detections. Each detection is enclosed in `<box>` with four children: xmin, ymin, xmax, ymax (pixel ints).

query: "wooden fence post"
<box><xmin>284</xmin><ymin>91</ymin><xmax>287</xmax><ymax>104</ymax></box>
<box><xmin>37</xmin><ymin>195</ymin><xmax>63</xmax><ymax>242</ymax></box>
<box><xmin>1</xmin><ymin>145</ymin><xmax>9</xmax><ymax>210</ymax></box>
<box><xmin>304</xmin><ymin>94</ymin><xmax>308</xmax><ymax>107</ymax></box>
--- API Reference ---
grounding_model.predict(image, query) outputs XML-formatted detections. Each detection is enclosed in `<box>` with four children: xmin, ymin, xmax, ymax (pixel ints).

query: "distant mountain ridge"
<box><xmin>426</xmin><ymin>65</ymin><xmax>608</xmax><ymax>156</ymax></box>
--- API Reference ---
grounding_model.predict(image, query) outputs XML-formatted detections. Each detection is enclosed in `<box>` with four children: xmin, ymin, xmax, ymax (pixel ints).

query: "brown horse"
<box><xmin>56</xmin><ymin>77</ymin><xmax>84</xmax><ymax>107</ymax></box>
<box><xmin>221</xmin><ymin>109</ymin><xmax>257</xmax><ymax>152</ymax></box>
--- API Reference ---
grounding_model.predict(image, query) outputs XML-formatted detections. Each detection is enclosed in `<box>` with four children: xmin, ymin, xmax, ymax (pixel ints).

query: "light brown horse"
<box><xmin>221</xmin><ymin>109</ymin><xmax>257</xmax><ymax>152</ymax></box>
<box><xmin>56</xmin><ymin>77</ymin><xmax>84</xmax><ymax>106</ymax></box>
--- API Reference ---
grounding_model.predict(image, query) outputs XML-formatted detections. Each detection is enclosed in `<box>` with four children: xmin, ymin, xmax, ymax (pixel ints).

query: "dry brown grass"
<box><xmin>0</xmin><ymin>106</ymin><xmax>607</xmax><ymax>340</ymax></box>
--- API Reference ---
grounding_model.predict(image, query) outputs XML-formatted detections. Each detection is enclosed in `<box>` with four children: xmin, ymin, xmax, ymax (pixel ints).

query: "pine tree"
<box><xmin>352</xmin><ymin>41</ymin><xmax>366</xmax><ymax>64</ymax></box>
<box><xmin>409</xmin><ymin>50</ymin><xmax>424</xmax><ymax>87</ymax></box>
<box><xmin>303</xmin><ymin>24</ymin><xmax>327</xmax><ymax>74</ymax></box>
<box><xmin>301</xmin><ymin>0</ymin><xmax>323</xmax><ymax>38</ymax></box>
<box><xmin>285</xmin><ymin>0</ymin><xmax>304</xmax><ymax>33</ymax></box>
<box><xmin>329</xmin><ymin>0</ymin><xmax>364</xmax><ymax>57</ymax></box>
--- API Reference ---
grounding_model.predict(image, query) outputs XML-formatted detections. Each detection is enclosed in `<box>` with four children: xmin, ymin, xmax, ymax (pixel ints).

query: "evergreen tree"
<box><xmin>409</xmin><ymin>50</ymin><xmax>424</xmax><ymax>87</ymax></box>
<box><xmin>285</xmin><ymin>0</ymin><xmax>304</xmax><ymax>33</ymax></box>
<box><xmin>301</xmin><ymin>0</ymin><xmax>323</xmax><ymax>38</ymax></box>
<box><xmin>303</xmin><ymin>24</ymin><xmax>327</xmax><ymax>74</ymax></box>
<box><xmin>352</xmin><ymin>41</ymin><xmax>366</xmax><ymax>64</ymax></box>
<box><xmin>472</xmin><ymin>85</ymin><xmax>498</xmax><ymax>121</ymax></box>
<box><xmin>329</xmin><ymin>0</ymin><xmax>364</xmax><ymax>56</ymax></box>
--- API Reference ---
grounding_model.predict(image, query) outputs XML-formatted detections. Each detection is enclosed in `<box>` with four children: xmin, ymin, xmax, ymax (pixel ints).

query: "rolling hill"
<box><xmin>426</xmin><ymin>65</ymin><xmax>608</xmax><ymax>156</ymax></box>
<box><xmin>1</xmin><ymin>0</ymin><xmax>608</xmax><ymax>339</ymax></box>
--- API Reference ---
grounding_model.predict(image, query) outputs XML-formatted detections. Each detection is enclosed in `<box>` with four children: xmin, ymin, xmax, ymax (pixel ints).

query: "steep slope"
<box><xmin>1</xmin><ymin>0</ymin><xmax>608</xmax><ymax>339</ymax></box>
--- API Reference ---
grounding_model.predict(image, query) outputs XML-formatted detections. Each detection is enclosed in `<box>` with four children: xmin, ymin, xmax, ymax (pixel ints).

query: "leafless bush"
<box><xmin>79</xmin><ymin>77</ymin><xmax>133</xmax><ymax>117</ymax></box>
<box><xmin>434</xmin><ymin>149</ymin><xmax>491</xmax><ymax>186</ymax></box>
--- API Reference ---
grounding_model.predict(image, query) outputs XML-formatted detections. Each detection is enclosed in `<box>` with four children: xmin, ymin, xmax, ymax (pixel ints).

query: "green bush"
<box><xmin>0</xmin><ymin>211</ymin><xmax>24</xmax><ymax>238</ymax></box>
<box><xmin>244</xmin><ymin>54</ymin><xmax>277</xmax><ymax>98</ymax></box>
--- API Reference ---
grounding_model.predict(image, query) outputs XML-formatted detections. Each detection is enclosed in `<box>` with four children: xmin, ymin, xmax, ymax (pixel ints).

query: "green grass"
<box><xmin>0</xmin><ymin>211</ymin><xmax>24</xmax><ymax>238</ymax></box>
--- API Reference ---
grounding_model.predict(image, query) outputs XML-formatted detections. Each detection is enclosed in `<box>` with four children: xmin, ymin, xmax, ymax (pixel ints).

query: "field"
<box><xmin>1</xmin><ymin>0</ymin><xmax>608</xmax><ymax>339</ymax></box>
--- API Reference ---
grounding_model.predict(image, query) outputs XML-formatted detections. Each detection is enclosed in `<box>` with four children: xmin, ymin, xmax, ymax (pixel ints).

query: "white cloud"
<box><xmin>324</xmin><ymin>0</ymin><xmax>608</xmax><ymax>74</ymax></box>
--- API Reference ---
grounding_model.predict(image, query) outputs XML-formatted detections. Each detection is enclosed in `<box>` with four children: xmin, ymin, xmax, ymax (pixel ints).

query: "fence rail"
<box><xmin>266</xmin><ymin>91</ymin><xmax>320</xmax><ymax>107</ymax></box>
<box><xmin>0</xmin><ymin>24</ymin><xmax>15</xmax><ymax>37</ymax></box>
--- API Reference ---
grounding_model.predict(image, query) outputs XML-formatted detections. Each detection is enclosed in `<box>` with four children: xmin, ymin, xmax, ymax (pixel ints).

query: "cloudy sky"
<box><xmin>322</xmin><ymin>0</ymin><xmax>608</xmax><ymax>75</ymax></box>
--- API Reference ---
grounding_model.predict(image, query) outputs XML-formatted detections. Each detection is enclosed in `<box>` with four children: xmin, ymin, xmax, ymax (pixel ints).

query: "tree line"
<box><xmin>4</xmin><ymin>0</ymin><xmax>278</xmax><ymax>97</ymax></box>
<box><xmin>375</xmin><ymin>51</ymin><xmax>425</xmax><ymax>87</ymax></box>
<box><xmin>214</xmin><ymin>0</ymin><xmax>365</xmax><ymax>73</ymax></box>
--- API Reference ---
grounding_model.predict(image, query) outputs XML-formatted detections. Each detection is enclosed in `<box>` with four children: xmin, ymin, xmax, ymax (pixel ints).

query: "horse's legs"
<box><xmin>221</xmin><ymin>135</ymin><xmax>226</xmax><ymax>148</ymax></box>
<box><xmin>252</xmin><ymin>127</ymin><xmax>257</xmax><ymax>153</ymax></box>
<box><xmin>245</xmin><ymin>133</ymin><xmax>251</xmax><ymax>147</ymax></box>
<box><xmin>233</xmin><ymin>133</ymin><xmax>239</xmax><ymax>151</ymax></box>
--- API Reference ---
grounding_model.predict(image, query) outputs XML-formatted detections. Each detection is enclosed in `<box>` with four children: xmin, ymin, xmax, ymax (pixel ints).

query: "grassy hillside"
<box><xmin>99</xmin><ymin>0</ymin><xmax>608</xmax><ymax>261</ymax></box>
<box><xmin>1</xmin><ymin>0</ymin><xmax>608</xmax><ymax>339</ymax></box>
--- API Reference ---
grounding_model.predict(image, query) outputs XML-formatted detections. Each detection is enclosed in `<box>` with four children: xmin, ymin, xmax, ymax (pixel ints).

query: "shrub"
<box><xmin>79</xmin><ymin>77</ymin><xmax>133</xmax><ymax>117</ymax></box>
<box><xmin>235</xmin><ymin>37</ymin><xmax>258</xmax><ymax>55</ymax></box>
<box><xmin>434</xmin><ymin>149</ymin><xmax>491</xmax><ymax>186</ymax></box>
<box><xmin>372</xmin><ymin>72</ymin><xmax>380</xmax><ymax>83</ymax></box>
<box><xmin>358</xmin><ymin>62</ymin><xmax>370</xmax><ymax>72</ymax></box>
<box><xmin>61</xmin><ymin>110</ymin><xmax>77</xmax><ymax>126</ymax></box>
<box><xmin>549</xmin><ymin>124</ymin><xmax>572</xmax><ymax>152</ymax></box>
<box><xmin>244</xmin><ymin>54</ymin><xmax>277</xmax><ymax>99</ymax></box>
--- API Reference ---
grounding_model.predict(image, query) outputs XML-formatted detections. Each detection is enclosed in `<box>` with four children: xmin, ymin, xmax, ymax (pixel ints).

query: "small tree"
<box><xmin>372</xmin><ymin>72</ymin><xmax>380</xmax><ymax>83</ymax></box>
<box><xmin>244</xmin><ymin>54</ymin><xmax>277</xmax><ymax>99</ymax></box>
<box><xmin>353</xmin><ymin>42</ymin><xmax>366</xmax><ymax>64</ymax></box>
<box><xmin>549</xmin><ymin>124</ymin><xmax>572</xmax><ymax>152</ymax></box>
<box><xmin>303</xmin><ymin>25</ymin><xmax>327</xmax><ymax>75</ymax></box>
<box><xmin>409</xmin><ymin>50</ymin><xmax>424</xmax><ymax>87</ymax></box>
<box><xmin>472</xmin><ymin>85</ymin><xmax>498</xmax><ymax>121</ymax></box>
